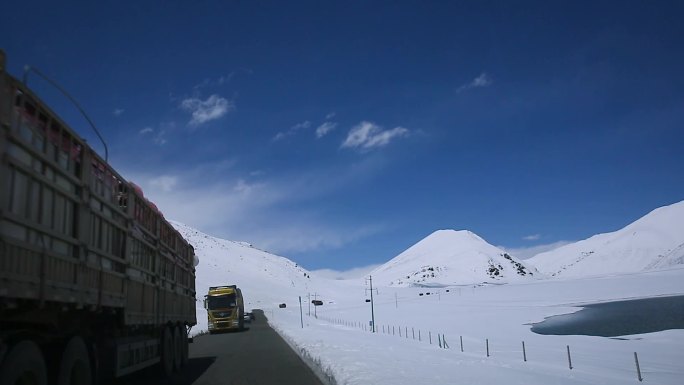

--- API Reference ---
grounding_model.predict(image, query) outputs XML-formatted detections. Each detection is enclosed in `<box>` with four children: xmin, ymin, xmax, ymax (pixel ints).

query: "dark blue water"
<box><xmin>531</xmin><ymin>295</ymin><xmax>684</xmax><ymax>337</ymax></box>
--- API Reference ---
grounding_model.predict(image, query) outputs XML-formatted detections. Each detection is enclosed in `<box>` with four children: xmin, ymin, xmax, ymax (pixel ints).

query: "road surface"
<box><xmin>116</xmin><ymin>310</ymin><xmax>324</xmax><ymax>385</ymax></box>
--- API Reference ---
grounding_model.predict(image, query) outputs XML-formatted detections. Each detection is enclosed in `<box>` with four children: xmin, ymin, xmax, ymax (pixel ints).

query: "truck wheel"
<box><xmin>160</xmin><ymin>326</ymin><xmax>174</xmax><ymax>377</ymax></box>
<box><xmin>0</xmin><ymin>340</ymin><xmax>47</xmax><ymax>385</ymax></box>
<box><xmin>172</xmin><ymin>326</ymin><xmax>182</xmax><ymax>372</ymax></box>
<box><xmin>179</xmin><ymin>326</ymin><xmax>189</xmax><ymax>368</ymax></box>
<box><xmin>57</xmin><ymin>336</ymin><xmax>92</xmax><ymax>385</ymax></box>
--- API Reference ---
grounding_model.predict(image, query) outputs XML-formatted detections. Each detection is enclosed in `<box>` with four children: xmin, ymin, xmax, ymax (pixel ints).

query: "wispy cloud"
<box><xmin>139</xmin><ymin>126</ymin><xmax>167</xmax><ymax>145</ymax></box>
<box><xmin>150</xmin><ymin>176</ymin><xmax>177</xmax><ymax>192</ymax></box>
<box><xmin>341</xmin><ymin>121</ymin><xmax>409</xmax><ymax>150</ymax></box>
<box><xmin>325</xmin><ymin>112</ymin><xmax>336</xmax><ymax>120</ymax></box>
<box><xmin>193</xmin><ymin>69</ymin><xmax>253</xmax><ymax>90</ymax></box>
<box><xmin>121</xmin><ymin>157</ymin><xmax>387</xmax><ymax>256</ymax></box>
<box><xmin>316</xmin><ymin>122</ymin><xmax>337</xmax><ymax>138</ymax></box>
<box><xmin>311</xmin><ymin>264</ymin><xmax>382</xmax><ymax>280</ymax></box>
<box><xmin>113</xmin><ymin>108</ymin><xmax>125</xmax><ymax>116</ymax></box>
<box><xmin>273</xmin><ymin>120</ymin><xmax>311</xmax><ymax>141</ymax></box>
<box><xmin>501</xmin><ymin>241</ymin><xmax>573</xmax><ymax>260</ymax></box>
<box><xmin>180</xmin><ymin>94</ymin><xmax>234</xmax><ymax>127</ymax></box>
<box><xmin>457</xmin><ymin>72</ymin><xmax>493</xmax><ymax>93</ymax></box>
<box><xmin>522</xmin><ymin>234</ymin><xmax>541</xmax><ymax>241</ymax></box>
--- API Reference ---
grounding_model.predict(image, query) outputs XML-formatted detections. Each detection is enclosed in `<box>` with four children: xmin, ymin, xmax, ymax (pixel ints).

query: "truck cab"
<box><xmin>204</xmin><ymin>285</ymin><xmax>244</xmax><ymax>333</ymax></box>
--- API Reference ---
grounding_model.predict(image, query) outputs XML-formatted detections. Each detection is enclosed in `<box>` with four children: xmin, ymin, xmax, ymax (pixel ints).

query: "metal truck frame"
<box><xmin>204</xmin><ymin>285</ymin><xmax>244</xmax><ymax>333</ymax></box>
<box><xmin>0</xmin><ymin>51</ymin><xmax>196</xmax><ymax>384</ymax></box>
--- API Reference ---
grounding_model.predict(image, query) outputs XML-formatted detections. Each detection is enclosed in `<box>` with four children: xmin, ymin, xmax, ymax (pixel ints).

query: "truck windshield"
<box><xmin>207</xmin><ymin>294</ymin><xmax>236</xmax><ymax>309</ymax></box>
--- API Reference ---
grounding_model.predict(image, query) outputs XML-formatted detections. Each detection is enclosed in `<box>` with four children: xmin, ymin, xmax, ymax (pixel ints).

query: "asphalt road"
<box><xmin>116</xmin><ymin>310</ymin><xmax>324</xmax><ymax>385</ymax></box>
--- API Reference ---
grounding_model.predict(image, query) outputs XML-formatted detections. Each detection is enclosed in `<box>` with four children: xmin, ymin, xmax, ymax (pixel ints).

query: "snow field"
<box><xmin>266</xmin><ymin>268</ymin><xmax>684</xmax><ymax>385</ymax></box>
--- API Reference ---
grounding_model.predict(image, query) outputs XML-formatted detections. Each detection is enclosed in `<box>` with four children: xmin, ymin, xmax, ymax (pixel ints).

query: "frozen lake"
<box><xmin>531</xmin><ymin>295</ymin><xmax>684</xmax><ymax>337</ymax></box>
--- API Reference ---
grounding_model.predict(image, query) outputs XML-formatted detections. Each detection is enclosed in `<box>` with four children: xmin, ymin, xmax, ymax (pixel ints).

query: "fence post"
<box><xmin>460</xmin><ymin>335</ymin><xmax>463</xmax><ymax>352</ymax></box>
<box><xmin>399</xmin><ymin>326</ymin><xmax>402</xmax><ymax>337</ymax></box>
<box><xmin>522</xmin><ymin>341</ymin><xmax>527</xmax><ymax>362</ymax></box>
<box><xmin>567</xmin><ymin>345</ymin><xmax>573</xmax><ymax>370</ymax></box>
<box><xmin>412</xmin><ymin>327</ymin><xmax>415</xmax><ymax>339</ymax></box>
<box><xmin>429</xmin><ymin>331</ymin><xmax>432</xmax><ymax>345</ymax></box>
<box><xmin>393</xmin><ymin>326</ymin><xmax>395</xmax><ymax>335</ymax></box>
<box><xmin>443</xmin><ymin>335</ymin><xmax>449</xmax><ymax>349</ymax></box>
<box><xmin>405</xmin><ymin>327</ymin><xmax>407</xmax><ymax>338</ymax></box>
<box><xmin>486</xmin><ymin>339</ymin><xmax>489</xmax><ymax>357</ymax></box>
<box><xmin>419</xmin><ymin>330</ymin><xmax>421</xmax><ymax>341</ymax></box>
<box><xmin>634</xmin><ymin>352</ymin><xmax>643</xmax><ymax>382</ymax></box>
<box><xmin>438</xmin><ymin>334</ymin><xmax>442</xmax><ymax>348</ymax></box>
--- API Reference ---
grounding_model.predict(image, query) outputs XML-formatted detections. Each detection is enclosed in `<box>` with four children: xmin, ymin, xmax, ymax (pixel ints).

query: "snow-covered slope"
<box><xmin>371</xmin><ymin>229</ymin><xmax>536</xmax><ymax>287</ymax></box>
<box><xmin>527</xmin><ymin>200</ymin><xmax>684</xmax><ymax>278</ymax></box>
<box><xmin>171</xmin><ymin>221</ymin><xmax>321</xmax><ymax>330</ymax></box>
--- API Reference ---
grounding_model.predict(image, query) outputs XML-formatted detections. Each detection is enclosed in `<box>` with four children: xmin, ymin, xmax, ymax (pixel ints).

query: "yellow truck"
<box><xmin>204</xmin><ymin>285</ymin><xmax>245</xmax><ymax>333</ymax></box>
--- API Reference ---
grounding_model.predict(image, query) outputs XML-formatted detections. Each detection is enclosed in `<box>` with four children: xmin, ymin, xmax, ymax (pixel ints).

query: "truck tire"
<box><xmin>57</xmin><ymin>336</ymin><xmax>92</xmax><ymax>385</ymax></box>
<box><xmin>172</xmin><ymin>326</ymin><xmax>182</xmax><ymax>372</ymax></box>
<box><xmin>0</xmin><ymin>340</ymin><xmax>47</xmax><ymax>385</ymax></box>
<box><xmin>160</xmin><ymin>326</ymin><xmax>174</xmax><ymax>377</ymax></box>
<box><xmin>178</xmin><ymin>326</ymin><xmax>189</xmax><ymax>368</ymax></box>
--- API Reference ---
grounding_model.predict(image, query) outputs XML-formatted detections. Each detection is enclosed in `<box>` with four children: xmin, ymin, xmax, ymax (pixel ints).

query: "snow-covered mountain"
<box><xmin>371</xmin><ymin>229</ymin><xmax>537</xmax><ymax>287</ymax></box>
<box><xmin>527</xmin><ymin>200</ymin><xmax>684</xmax><ymax>278</ymax></box>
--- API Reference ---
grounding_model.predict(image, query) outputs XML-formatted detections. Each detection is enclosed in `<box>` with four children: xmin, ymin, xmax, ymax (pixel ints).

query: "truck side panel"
<box><xmin>0</xmin><ymin>74</ymin><xmax>195</xmax><ymax>327</ymax></box>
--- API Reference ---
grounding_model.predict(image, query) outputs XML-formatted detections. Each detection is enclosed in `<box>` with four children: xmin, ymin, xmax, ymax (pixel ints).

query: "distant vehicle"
<box><xmin>279</xmin><ymin>303</ymin><xmax>287</xmax><ymax>308</ymax></box>
<box><xmin>204</xmin><ymin>285</ymin><xmax>245</xmax><ymax>333</ymax></box>
<box><xmin>419</xmin><ymin>293</ymin><xmax>424</xmax><ymax>296</ymax></box>
<box><xmin>312</xmin><ymin>300</ymin><xmax>324</xmax><ymax>306</ymax></box>
<box><xmin>0</xmin><ymin>51</ymin><xmax>197</xmax><ymax>384</ymax></box>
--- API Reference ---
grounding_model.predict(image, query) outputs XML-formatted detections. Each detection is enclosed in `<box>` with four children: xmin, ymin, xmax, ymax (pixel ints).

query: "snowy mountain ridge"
<box><xmin>527</xmin><ymin>200</ymin><xmax>684</xmax><ymax>278</ymax></box>
<box><xmin>170</xmin><ymin>221</ymin><xmax>316</xmax><ymax>323</ymax></box>
<box><xmin>371</xmin><ymin>229</ymin><xmax>536</xmax><ymax>287</ymax></box>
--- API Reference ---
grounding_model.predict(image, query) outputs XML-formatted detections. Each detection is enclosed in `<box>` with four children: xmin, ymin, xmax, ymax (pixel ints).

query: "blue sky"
<box><xmin>3</xmin><ymin>1</ymin><xmax>683</xmax><ymax>274</ymax></box>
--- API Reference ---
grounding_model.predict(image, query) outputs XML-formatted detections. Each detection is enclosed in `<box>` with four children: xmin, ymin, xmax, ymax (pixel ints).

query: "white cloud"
<box><xmin>472</xmin><ymin>73</ymin><xmax>492</xmax><ymax>87</ymax></box>
<box><xmin>457</xmin><ymin>72</ymin><xmax>493</xmax><ymax>93</ymax></box>
<box><xmin>273</xmin><ymin>120</ymin><xmax>312</xmax><ymax>141</ymax></box>
<box><xmin>149</xmin><ymin>176</ymin><xmax>178</xmax><ymax>192</ymax></box>
<box><xmin>315</xmin><ymin>122</ymin><xmax>337</xmax><ymax>138</ymax></box>
<box><xmin>501</xmin><ymin>241</ymin><xmax>573</xmax><ymax>260</ymax></box>
<box><xmin>341</xmin><ymin>121</ymin><xmax>409</xmax><ymax>150</ymax></box>
<box><xmin>522</xmin><ymin>234</ymin><xmax>541</xmax><ymax>241</ymax></box>
<box><xmin>113</xmin><ymin>108</ymin><xmax>125</xmax><ymax>116</ymax></box>
<box><xmin>234</xmin><ymin>179</ymin><xmax>260</xmax><ymax>195</ymax></box>
<box><xmin>153</xmin><ymin>130</ymin><xmax>167</xmax><ymax>145</ymax></box>
<box><xmin>180</xmin><ymin>94</ymin><xmax>234</xmax><ymax>126</ymax></box>
<box><xmin>139</xmin><ymin>127</ymin><xmax>167</xmax><ymax>145</ymax></box>
<box><xmin>325</xmin><ymin>112</ymin><xmax>336</xmax><ymax>120</ymax></box>
<box><xmin>121</xmin><ymin>157</ymin><xmax>387</xmax><ymax>257</ymax></box>
<box><xmin>311</xmin><ymin>264</ymin><xmax>382</xmax><ymax>280</ymax></box>
<box><xmin>193</xmin><ymin>69</ymin><xmax>253</xmax><ymax>90</ymax></box>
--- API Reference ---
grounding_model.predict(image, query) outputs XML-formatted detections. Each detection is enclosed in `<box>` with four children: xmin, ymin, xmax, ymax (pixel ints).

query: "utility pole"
<box><xmin>395</xmin><ymin>292</ymin><xmax>398</xmax><ymax>308</ymax></box>
<box><xmin>365</xmin><ymin>275</ymin><xmax>377</xmax><ymax>333</ymax></box>
<box><xmin>299</xmin><ymin>296</ymin><xmax>303</xmax><ymax>328</ymax></box>
<box><xmin>307</xmin><ymin>293</ymin><xmax>311</xmax><ymax>316</ymax></box>
<box><xmin>312</xmin><ymin>293</ymin><xmax>320</xmax><ymax>318</ymax></box>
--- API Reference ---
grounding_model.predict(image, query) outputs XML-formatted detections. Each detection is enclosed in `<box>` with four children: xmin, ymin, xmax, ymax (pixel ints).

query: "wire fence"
<box><xmin>312</xmin><ymin>313</ymin><xmax>645</xmax><ymax>382</ymax></box>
